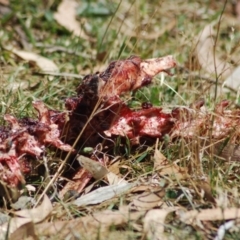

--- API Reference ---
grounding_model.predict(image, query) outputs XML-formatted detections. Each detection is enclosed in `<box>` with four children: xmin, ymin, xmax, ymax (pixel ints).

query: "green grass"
<box><xmin>1</xmin><ymin>0</ymin><xmax>240</xmax><ymax>239</ymax></box>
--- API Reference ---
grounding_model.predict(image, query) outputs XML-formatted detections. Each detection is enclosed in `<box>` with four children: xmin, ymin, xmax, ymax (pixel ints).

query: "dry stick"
<box><xmin>210</xmin><ymin>0</ymin><xmax>228</xmax><ymax>170</ymax></box>
<box><xmin>98</xmin><ymin>0</ymin><xmax>123</xmax><ymax>52</ymax></box>
<box><xmin>34</xmin><ymin>97</ymin><xmax>104</xmax><ymax>206</ymax></box>
<box><xmin>181</xmin><ymin>73</ymin><xmax>237</xmax><ymax>93</ymax></box>
<box><xmin>34</xmin><ymin>71</ymin><xmax>84</xmax><ymax>79</ymax></box>
<box><xmin>213</xmin><ymin>0</ymin><xmax>228</xmax><ymax>101</ymax></box>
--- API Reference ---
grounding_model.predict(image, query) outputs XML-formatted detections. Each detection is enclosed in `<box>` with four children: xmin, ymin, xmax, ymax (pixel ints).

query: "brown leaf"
<box><xmin>143</xmin><ymin>207</ymin><xmax>179</xmax><ymax>240</ymax></box>
<box><xmin>72</xmin><ymin>182</ymin><xmax>136</xmax><ymax>206</ymax></box>
<box><xmin>179</xmin><ymin>207</ymin><xmax>240</xmax><ymax>224</ymax></box>
<box><xmin>153</xmin><ymin>141</ymin><xmax>188</xmax><ymax>180</ymax></box>
<box><xmin>131</xmin><ymin>185</ymin><xmax>156</xmax><ymax>193</ymax></box>
<box><xmin>9</xmin><ymin>222</ymin><xmax>38</xmax><ymax>240</ymax></box>
<box><xmin>108</xmin><ymin>159</ymin><xmax>121</xmax><ymax>175</ymax></box>
<box><xmin>34</xmin><ymin>208</ymin><xmax>145</xmax><ymax>238</ymax></box>
<box><xmin>54</xmin><ymin>0</ymin><xmax>94</xmax><ymax>41</ymax></box>
<box><xmin>0</xmin><ymin>0</ymin><xmax>9</xmax><ymax>5</ymax></box>
<box><xmin>196</xmin><ymin>23</ymin><xmax>232</xmax><ymax>79</ymax></box>
<box><xmin>0</xmin><ymin>195</ymin><xmax>52</xmax><ymax>237</ymax></box>
<box><xmin>77</xmin><ymin>155</ymin><xmax>109</xmax><ymax>180</ymax></box>
<box><xmin>129</xmin><ymin>187</ymin><xmax>165</xmax><ymax>211</ymax></box>
<box><xmin>196</xmin><ymin>178</ymin><xmax>216</xmax><ymax>203</ymax></box>
<box><xmin>13</xmin><ymin>194</ymin><xmax>52</xmax><ymax>223</ymax></box>
<box><xmin>106</xmin><ymin>159</ymin><xmax>126</xmax><ymax>185</ymax></box>
<box><xmin>59</xmin><ymin>168</ymin><xmax>92</xmax><ymax>199</ymax></box>
<box><xmin>223</xmin><ymin>65</ymin><xmax>240</xmax><ymax>91</ymax></box>
<box><xmin>6</xmin><ymin>47</ymin><xmax>59</xmax><ymax>73</ymax></box>
<box><xmin>106</xmin><ymin>172</ymin><xmax>127</xmax><ymax>185</ymax></box>
<box><xmin>154</xmin><ymin>145</ymin><xmax>168</xmax><ymax>169</ymax></box>
<box><xmin>160</xmin><ymin>164</ymin><xmax>188</xmax><ymax>180</ymax></box>
<box><xmin>235</xmin><ymin>0</ymin><xmax>240</xmax><ymax>20</ymax></box>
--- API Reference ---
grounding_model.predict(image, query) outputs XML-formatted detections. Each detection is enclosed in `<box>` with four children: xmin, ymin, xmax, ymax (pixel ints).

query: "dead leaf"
<box><xmin>0</xmin><ymin>218</ymin><xmax>32</xmax><ymax>240</ymax></box>
<box><xmin>195</xmin><ymin>178</ymin><xmax>215</xmax><ymax>203</ymax></box>
<box><xmin>154</xmin><ymin>142</ymin><xmax>188</xmax><ymax>180</ymax></box>
<box><xmin>107</xmin><ymin>158</ymin><xmax>126</xmax><ymax>185</ymax></box>
<box><xmin>77</xmin><ymin>155</ymin><xmax>125</xmax><ymax>185</ymax></box>
<box><xmin>179</xmin><ymin>207</ymin><xmax>240</xmax><ymax>224</ymax></box>
<box><xmin>77</xmin><ymin>155</ymin><xmax>109</xmax><ymax>180</ymax></box>
<box><xmin>236</xmin><ymin>0</ymin><xmax>240</xmax><ymax>20</ymax></box>
<box><xmin>106</xmin><ymin>171</ymin><xmax>127</xmax><ymax>185</ymax></box>
<box><xmin>9</xmin><ymin>222</ymin><xmax>38</xmax><ymax>240</ymax></box>
<box><xmin>72</xmin><ymin>181</ymin><xmax>137</xmax><ymax>207</ymax></box>
<box><xmin>108</xmin><ymin>159</ymin><xmax>120</xmax><ymax>175</ymax></box>
<box><xmin>131</xmin><ymin>185</ymin><xmax>155</xmax><ymax>192</ymax></box>
<box><xmin>158</xmin><ymin>163</ymin><xmax>188</xmax><ymax>181</ymax></box>
<box><xmin>54</xmin><ymin>0</ymin><xmax>94</xmax><ymax>41</ymax></box>
<box><xmin>154</xmin><ymin>143</ymin><xmax>168</xmax><ymax>169</ymax></box>
<box><xmin>0</xmin><ymin>180</ymin><xmax>20</xmax><ymax>203</ymax></box>
<box><xmin>6</xmin><ymin>82</ymin><xmax>29</xmax><ymax>91</ymax></box>
<box><xmin>5</xmin><ymin>47</ymin><xmax>59</xmax><ymax>76</ymax></box>
<box><xmin>34</xmin><ymin>208</ymin><xmax>145</xmax><ymax>239</ymax></box>
<box><xmin>0</xmin><ymin>0</ymin><xmax>9</xmax><ymax>6</ymax></box>
<box><xmin>223</xmin><ymin>65</ymin><xmax>240</xmax><ymax>91</ymax></box>
<box><xmin>11</xmin><ymin>196</ymin><xmax>35</xmax><ymax>210</ymax></box>
<box><xmin>129</xmin><ymin>188</ymin><xmax>165</xmax><ymax>211</ymax></box>
<box><xmin>0</xmin><ymin>212</ymin><xmax>10</xmax><ymax>225</ymax></box>
<box><xmin>143</xmin><ymin>208</ymin><xmax>179</xmax><ymax>240</ymax></box>
<box><xmin>13</xmin><ymin>194</ymin><xmax>52</xmax><ymax>223</ymax></box>
<box><xmin>196</xmin><ymin>23</ymin><xmax>233</xmax><ymax>79</ymax></box>
<box><xmin>196</xmin><ymin>17</ymin><xmax>240</xmax><ymax>92</ymax></box>
<box><xmin>0</xmin><ymin>195</ymin><xmax>52</xmax><ymax>237</ymax></box>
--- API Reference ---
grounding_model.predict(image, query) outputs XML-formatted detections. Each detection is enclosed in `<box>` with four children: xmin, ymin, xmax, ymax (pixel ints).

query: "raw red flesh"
<box><xmin>104</xmin><ymin>104</ymin><xmax>175</xmax><ymax>144</ymax></box>
<box><xmin>2</xmin><ymin>54</ymin><xmax>240</xmax><ymax>190</ymax></box>
<box><xmin>0</xmin><ymin>101</ymin><xmax>72</xmax><ymax>187</ymax></box>
<box><xmin>171</xmin><ymin>100</ymin><xmax>240</xmax><ymax>141</ymax></box>
<box><xmin>97</xmin><ymin>55</ymin><xmax>176</xmax><ymax>100</ymax></box>
<box><xmin>64</xmin><ymin>55</ymin><xmax>177</xmax><ymax>147</ymax></box>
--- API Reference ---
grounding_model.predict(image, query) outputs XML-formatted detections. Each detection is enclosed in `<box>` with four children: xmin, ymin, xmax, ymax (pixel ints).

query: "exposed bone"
<box><xmin>97</xmin><ymin>55</ymin><xmax>176</xmax><ymax>100</ymax></box>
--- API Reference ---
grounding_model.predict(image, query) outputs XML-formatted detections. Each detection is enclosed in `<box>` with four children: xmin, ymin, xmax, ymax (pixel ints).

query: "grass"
<box><xmin>1</xmin><ymin>0</ymin><xmax>240</xmax><ymax>239</ymax></box>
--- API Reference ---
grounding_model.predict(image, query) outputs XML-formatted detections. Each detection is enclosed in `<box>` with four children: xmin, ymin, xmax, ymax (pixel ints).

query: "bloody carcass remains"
<box><xmin>1</xmin><ymin>55</ymin><xmax>240</xmax><ymax>190</ymax></box>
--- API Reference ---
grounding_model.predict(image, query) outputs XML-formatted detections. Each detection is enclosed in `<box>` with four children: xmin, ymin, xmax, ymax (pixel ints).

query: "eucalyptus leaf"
<box><xmin>73</xmin><ymin>182</ymin><xmax>137</xmax><ymax>207</ymax></box>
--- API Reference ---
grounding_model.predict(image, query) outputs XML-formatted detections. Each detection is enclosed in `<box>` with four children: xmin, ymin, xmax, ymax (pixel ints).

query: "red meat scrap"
<box><xmin>104</xmin><ymin>104</ymin><xmax>175</xmax><ymax>144</ymax></box>
<box><xmin>2</xmin><ymin>53</ymin><xmax>240</xmax><ymax>196</ymax></box>
<box><xmin>97</xmin><ymin>55</ymin><xmax>176</xmax><ymax>100</ymax></box>
<box><xmin>64</xmin><ymin>55</ymin><xmax>177</xmax><ymax>147</ymax></box>
<box><xmin>0</xmin><ymin>101</ymin><xmax>73</xmax><ymax>187</ymax></box>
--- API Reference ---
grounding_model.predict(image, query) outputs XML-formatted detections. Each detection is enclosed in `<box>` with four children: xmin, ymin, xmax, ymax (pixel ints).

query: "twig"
<box><xmin>35</xmin><ymin>43</ymin><xmax>93</xmax><ymax>59</ymax></box>
<box><xmin>34</xmin><ymin>71</ymin><xmax>84</xmax><ymax>79</ymax></box>
<box><xmin>213</xmin><ymin>0</ymin><xmax>228</xmax><ymax>101</ymax></box>
<box><xmin>180</xmin><ymin>73</ymin><xmax>237</xmax><ymax>93</ymax></box>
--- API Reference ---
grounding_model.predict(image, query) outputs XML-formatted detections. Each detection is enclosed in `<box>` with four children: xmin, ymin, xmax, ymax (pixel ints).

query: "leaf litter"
<box><xmin>0</xmin><ymin>195</ymin><xmax>52</xmax><ymax>239</ymax></box>
<box><xmin>73</xmin><ymin>181</ymin><xmax>136</xmax><ymax>207</ymax></box>
<box><xmin>1</xmin><ymin>53</ymin><xmax>240</xmax><ymax>238</ymax></box>
<box><xmin>3</xmin><ymin>46</ymin><xmax>59</xmax><ymax>83</ymax></box>
<box><xmin>1</xmin><ymin>52</ymin><xmax>240</xmax><ymax>239</ymax></box>
<box><xmin>2</xmin><ymin>1</ymin><xmax>240</xmax><ymax>239</ymax></box>
<box><xmin>4</xmin><ymin>47</ymin><xmax>59</xmax><ymax>73</ymax></box>
<box><xmin>54</xmin><ymin>0</ymin><xmax>95</xmax><ymax>42</ymax></box>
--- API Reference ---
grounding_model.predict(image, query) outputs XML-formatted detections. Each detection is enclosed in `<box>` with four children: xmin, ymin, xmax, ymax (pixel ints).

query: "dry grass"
<box><xmin>1</xmin><ymin>0</ymin><xmax>240</xmax><ymax>239</ymax></box>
